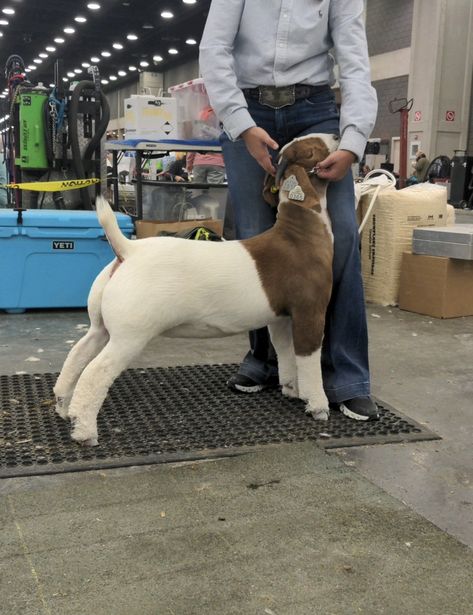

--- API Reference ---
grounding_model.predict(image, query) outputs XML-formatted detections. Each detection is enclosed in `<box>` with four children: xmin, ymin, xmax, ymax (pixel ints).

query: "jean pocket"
<box><xmin>304</xmin><ymin>92</ymin><xmax>338</xmax><ymax>114</ymax></box>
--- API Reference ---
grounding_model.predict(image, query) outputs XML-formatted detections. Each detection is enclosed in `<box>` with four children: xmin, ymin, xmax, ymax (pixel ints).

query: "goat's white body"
<box><xmin>98</xmin><ymin>238</ymin><xmax>279</xmax><ymax>340</ymax></box>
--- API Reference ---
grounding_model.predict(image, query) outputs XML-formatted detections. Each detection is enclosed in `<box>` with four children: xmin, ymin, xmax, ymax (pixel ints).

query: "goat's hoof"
<box><xmin>71</xmin><ymin>420</ymin><xmax>99</xmax><ymax>447</ymax></box>
<box><xmin>282</xmin><ymin>384</ymin><xmax>299</xmax><ymax>399</ymax></box>
<box><xmin>305</xmin><ymin>403</ymin><xmax>330</xmax><ymax>421</ymax></box>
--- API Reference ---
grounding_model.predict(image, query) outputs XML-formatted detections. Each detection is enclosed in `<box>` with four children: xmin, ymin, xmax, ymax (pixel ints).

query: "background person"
<box><xmin>187</xmin><ymin>152</ymin><xmax>226</xmax><ymax>184</ymax></box>
<box><xmin>200</xmin><ymin>0</ymin><xmax>380</xmax><ymax>421</ymax></box>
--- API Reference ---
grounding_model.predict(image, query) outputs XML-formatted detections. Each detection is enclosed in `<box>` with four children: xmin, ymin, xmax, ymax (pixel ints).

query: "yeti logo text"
<box><xmin>52</xmin><ymin>241</ymin><xmax>75</xmax><ymax>250</ymax></box>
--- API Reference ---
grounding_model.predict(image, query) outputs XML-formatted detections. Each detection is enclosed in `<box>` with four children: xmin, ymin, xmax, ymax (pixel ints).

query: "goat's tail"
<box><xmin>95</xmin><ymin>196</ymin><xmax>134</xmax><ymax>261</ymax></box>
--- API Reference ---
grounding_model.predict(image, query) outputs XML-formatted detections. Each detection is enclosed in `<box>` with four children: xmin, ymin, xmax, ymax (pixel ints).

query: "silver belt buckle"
<box><xmin>258</xmin><ymin>85</ymin><xmax>296</xmax><ymax>109</ymax></box>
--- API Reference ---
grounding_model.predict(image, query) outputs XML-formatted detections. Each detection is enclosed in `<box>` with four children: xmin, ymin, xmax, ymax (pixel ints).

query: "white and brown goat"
<box><xmin>54</xmin><ymin>133</ymin><xmax>337</xmax><ymax>445</ymax></box>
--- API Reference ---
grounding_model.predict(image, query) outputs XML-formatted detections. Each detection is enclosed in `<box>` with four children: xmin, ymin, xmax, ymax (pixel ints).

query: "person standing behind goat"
<box><xmin>199</xmin><ymin>0</ymin><xmax>380</xmax><ymax>421</ymax></box>
<box><xmin>187</xmin><ymin>152</ymin><xmax>226</xmax><ymax>184</ymax></box>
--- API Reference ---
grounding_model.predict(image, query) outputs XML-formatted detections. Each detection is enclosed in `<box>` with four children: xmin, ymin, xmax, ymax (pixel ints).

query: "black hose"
<box><xmin>69</xmin><ymin>80</ymin><xmax>110</xmax><ymax>209</ymax></box>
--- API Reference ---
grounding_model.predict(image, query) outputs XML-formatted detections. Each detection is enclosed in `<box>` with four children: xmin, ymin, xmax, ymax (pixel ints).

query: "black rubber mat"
<box><xmin>0</xmin><ymin>364</ymin><xmax>439</xmax><ymax>478</ymax></box>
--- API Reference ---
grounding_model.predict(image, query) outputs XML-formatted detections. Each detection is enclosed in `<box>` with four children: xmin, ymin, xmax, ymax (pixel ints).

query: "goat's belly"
<box><xmin>161</xmin><ymin>309</ymin><xmax>279</xmax><ymax>339</ymax></box>
<box><xmin>162</xmin><ymin>323</ymin><xmax>242</xmax><ymax>339</ymax></box>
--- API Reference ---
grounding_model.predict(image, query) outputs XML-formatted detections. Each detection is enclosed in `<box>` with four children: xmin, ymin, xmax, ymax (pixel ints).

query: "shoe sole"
<box><xmin>232</xmin><ymin>383</ymin><xmax>265</xmax><ymax>393</ymax></box>
<box><xmin>340</xmin><ymin>403</ymin><xmax>379</xmax><ymax>422</ymax></box>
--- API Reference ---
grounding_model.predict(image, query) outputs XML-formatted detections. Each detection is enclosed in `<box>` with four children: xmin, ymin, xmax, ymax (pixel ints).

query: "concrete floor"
<box><xmin>1</xmin><ymin>302</ymin><xmax>473</xmax><ymax>614</ymax></box>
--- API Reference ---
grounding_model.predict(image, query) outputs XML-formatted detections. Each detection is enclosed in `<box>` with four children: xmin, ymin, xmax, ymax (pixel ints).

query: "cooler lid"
<box><xmin>0</xmin><ymin>208</ymin><xmax>133</xmax><ymax>231</ymax></box>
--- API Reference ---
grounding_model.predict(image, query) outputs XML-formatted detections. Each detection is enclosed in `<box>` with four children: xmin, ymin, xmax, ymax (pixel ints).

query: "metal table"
<box><xmin>105</xmin><ymin>138</ymin><xmax>222</xmax><ymax>219</ymax></box>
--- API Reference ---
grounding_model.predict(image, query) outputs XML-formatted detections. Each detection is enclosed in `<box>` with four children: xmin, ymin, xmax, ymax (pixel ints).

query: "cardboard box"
<box><xmin>124</xmin><ymin>95</ymin><xmax>177</xmax><ymax>140</ymax></box>
<box><xmin>359</xmin><ymin>185</ymin><xmax>448</xmax><ymax>306</ymax></box>
<box><xmin>135</xmin><ymin>219</ymin><xmax>224</xmax><ymax>239</ymax></box>
<box><xmin>399</xmin><ymin>252</ymin><xmax>473</xmax><ymax>318</ymax></box>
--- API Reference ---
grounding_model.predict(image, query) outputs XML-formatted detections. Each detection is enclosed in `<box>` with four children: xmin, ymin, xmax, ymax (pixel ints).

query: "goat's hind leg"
<box><xmin>54</xmin><ymin>266</ymin><xmax>111</xmax><ymax>419</ymax></box>
<box><xmin>67</xmin><ymin>336</ymin><xmax>148</xmax><ymax>446</ymax></box>
<box><xmin>54</xmin><ymin>324</ymin><xmax>109</xmax><ymax>419</ymax></box>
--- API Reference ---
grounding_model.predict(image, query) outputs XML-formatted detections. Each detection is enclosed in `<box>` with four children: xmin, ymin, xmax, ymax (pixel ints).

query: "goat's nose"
<box><xmin>333</xmin><ymin>134</ymin><xmax>340</xmax><ymax>141</ymax></box>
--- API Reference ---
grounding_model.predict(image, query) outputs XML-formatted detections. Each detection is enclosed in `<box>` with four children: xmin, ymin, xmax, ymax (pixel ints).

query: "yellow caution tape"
<box><xmin>1</xmin><ymin>178</ymin><xmax>100</xmax><ymax>192</ymax></box>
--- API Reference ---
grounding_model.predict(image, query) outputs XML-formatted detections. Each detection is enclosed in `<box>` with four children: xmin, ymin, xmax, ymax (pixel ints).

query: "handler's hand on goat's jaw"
<box><xmin>315</xmin><ymin>149</ymin><xmax>356</xmax><ymax>182</ymax></box>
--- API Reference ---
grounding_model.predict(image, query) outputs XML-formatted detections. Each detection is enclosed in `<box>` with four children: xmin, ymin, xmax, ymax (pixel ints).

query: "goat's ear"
<box><xmin>263</xmin><ymin>173</ymin><xmax>279</xmax><ymax>207</ymax></box>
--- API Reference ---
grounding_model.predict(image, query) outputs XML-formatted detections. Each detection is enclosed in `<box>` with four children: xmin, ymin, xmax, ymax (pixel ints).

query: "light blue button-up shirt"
<box><xmin>199</xmin><ymin>0</ymin><xmax>378</xmax><ymax>160</ymax></box>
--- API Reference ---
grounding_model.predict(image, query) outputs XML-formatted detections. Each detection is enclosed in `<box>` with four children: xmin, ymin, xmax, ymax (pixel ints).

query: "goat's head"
<box><xmin>263</xmin><ymin>133</ymin><xmax>339</xmax><ymax>209</ymax></box>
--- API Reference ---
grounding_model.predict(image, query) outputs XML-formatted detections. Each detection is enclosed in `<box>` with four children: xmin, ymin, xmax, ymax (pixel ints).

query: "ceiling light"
<box><xmin>101</xmin><ymin>51</ymin><xmax>111</xmax><ymax>57</ymax></box>
<box><xmin>74</xmin><ymin>68</ymin><xmax>82</xmax><ymax>74</ymax></box>
<box><xmin>49</xmin><ymin>83</ymin><xmax>55</xmax><ymax>88</ymax></box>
<box><xmin>153</xmin><ymin>55</ymin><xmax>163</xmax><ymax>62</ymax></box>
<box><xmin>139</xmin><ymin>60</ymin><xmax>149</xmax><ymax>67</ymax></box>
<box><xmin>67</xmin><ymin>72</ymin><xmax>75</xmax><ymax>78</ymax></box>
<box><xmin>2</xmin><ymin>8</ymin><xmax>15</xmax><ymax>15</ymax></box>
<box><xmin>45</xmin><ymin>46</ymin><xmax>56</xmax><ymax>52</ymax></box>
<box><xmin>112</xmin><ymin>42</ymin><xmax>123</xmax><ymax>50</ymax></box>
<box><xmin>109</xmin><ymin>75</ymin><xmax>117</xmax><ymax>81</ymax></box>
<box><xmin>28</xmin><ymin>65</ymin><xmax>37</xmax><ymax>70</ymax></box>
<box><xmin>39</xmin><ymin>53</ymin><xmax>48</xmax><ymax>58</ymax></box>
<box><xmin>182</xmin><ymin>0</ymin><xmax>197</xmax><ymax>3</ymax></box>
<box><xmin>74</xmin><ymin>16</ymin><xmax>87</xmax><ymax>23</ymax></box>
<box><xmin>142</xmin><ymin>24</ymin><xmax>154</xmax><ymax>29</ymax></box>
<box><xmin>33</xmin><ymin>58</ymin><xmax>43</xmax><ymax>64</ymax></box>
<box><xmin>101</xmin><ymin>79</ymin><xmax>109</xmax><ymax>85</ymax></box>
<box><xmin>62</xmin><ymin>77</ymin><xmax>68</xmax><ymax>82</ymax></box>
<box><xmin>127</xmin><ymin>33</ymin><xmax>138</xmax><ymax>40</ymax></box>
<box><xmin>24</xmin><ymin>69</ymin><xmax>30</xmax><ymax>73</ymax></box>
<box><xmin>0</xmin><ymin>31</ymin><xmax>3</xmax><ymax>37</ymax></box>
<box><xmin>186</xmin><ymin>38</ymin><xmax>197</xmax><ymax>45</ymax></box>
<box><xmin>54</xmin><ymin>37</ymin><xmax>65</xmax><ymax>44</ymax></box>
<box><xmin>0</xmin><ymin>19</ymin><xmax>9</xmax><ymax>25</ymax></box>
<box><xmin>128</xmin><ymin>65</ymin><xmax>137</xmax><ymax>71</ymax></box>
<box><xmin>90</xmin><ymin>56</ymin><xmax>100</xmax><ymax>62</ymax></box>
<box><xmin>87</xmin><ymin>2</ymin><xmax>101</xmax><ymax>9</ymax></box>
<box><xmin>161</xmin><ymin>11</ymin><xmax>174</xmax><ymax>18</ymax></box>
<box><xmin>168</xmin><ymin>48</ymin><xmax>178</xmax><ymax>55</ymax></box>
<box><xmin>81</xmin><ymin>62</ymin><xmax>91</xmax><ymax>68</ymax></box>
<box><xmin>64</xmin><ymin>27</ymin><xmax>75</xmax><ymax>34</ymax></box>
<box><xmin>118</xmin><ymin>70</ymin><xmax>127</xmax><ymax>77</ymax></box>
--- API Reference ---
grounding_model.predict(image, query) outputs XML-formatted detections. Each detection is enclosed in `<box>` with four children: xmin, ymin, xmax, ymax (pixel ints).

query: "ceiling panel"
<box><xmin>0</xmin><ymin>0</ymin><xmax>211</xmax><ymax>91</ymax></box>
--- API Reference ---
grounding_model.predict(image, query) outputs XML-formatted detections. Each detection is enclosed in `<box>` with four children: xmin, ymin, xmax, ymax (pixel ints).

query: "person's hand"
<box><xmin>315</xmin><ymin>149</ymin><xmax>357</xmax><ymax>182</ymax></box>
<box><xmin>241</xmin><ymin>127</ymin><xmax>279</xmax><ymax>175</ymax></box>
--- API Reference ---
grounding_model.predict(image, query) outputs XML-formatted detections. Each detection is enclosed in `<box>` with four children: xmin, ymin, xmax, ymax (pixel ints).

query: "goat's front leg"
<box><xmin>292</xmin><ymin>310</ymin><xmax>329</xmax><ymax>420</ymax></box>
<box><xmin>268</xmin><ymin>317</ymin><xmax>298</xmax><ymax>398</ymax></box>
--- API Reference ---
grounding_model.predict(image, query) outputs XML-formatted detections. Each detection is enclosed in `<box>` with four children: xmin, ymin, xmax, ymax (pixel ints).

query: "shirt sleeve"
<box><xmin>199</xmin><ymin>0</ymin><xmax>256</xmax><ymax>140</ymax></box>
<box><xmin>329</xmin><ymin>0</ymin><xmax>378</xmax><ymax>161</ymax></box>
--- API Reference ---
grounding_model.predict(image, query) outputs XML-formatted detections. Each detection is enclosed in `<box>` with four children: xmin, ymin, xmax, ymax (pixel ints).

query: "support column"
<box><xmin>408</xmin><ymin>0</ymin><xmax>473</xmax><ymax>158</ymax></box>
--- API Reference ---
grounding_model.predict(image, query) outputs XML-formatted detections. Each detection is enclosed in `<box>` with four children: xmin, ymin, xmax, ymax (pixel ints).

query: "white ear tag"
<box><xmin>288</xmin><ymin>185</ymin><xmax>305</xmax><ymax>201</ymax></box>
<box><xmin>281</xmin><ymin>174</ymin><xmax>298</xmax><ymax>192</ymax></box>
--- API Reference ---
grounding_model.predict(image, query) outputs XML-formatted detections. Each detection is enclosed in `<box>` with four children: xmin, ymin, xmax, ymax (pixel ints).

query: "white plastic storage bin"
<box><xmin>124</xmin><ymin>95</ymin><xmax>178</xmax><ymax>140</ymax></box>
<box><xmin>168</xmin><ymin>78</ymin><xmax>220</xmax><ymax>140</ymax></box>
<box><xmin>136</xmin><ymin>180</ymin><xmax>227</xmax><ymax>237</ymax></box>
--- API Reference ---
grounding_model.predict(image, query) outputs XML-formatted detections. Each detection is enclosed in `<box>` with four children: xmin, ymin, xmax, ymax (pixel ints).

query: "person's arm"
<box><xmin>317</xmin><ymin>0</ymin><xmax>378</xmax><ymax>181</ymax></box>
<box><xmin>199</xmin><ymin>0</ymin><xmax>255</xmax><ymax>141</ymax></box>
<box><xmin>331</xmin><ymin>0</ymin><xmax>377</xmax><ymax>160</ymax></box>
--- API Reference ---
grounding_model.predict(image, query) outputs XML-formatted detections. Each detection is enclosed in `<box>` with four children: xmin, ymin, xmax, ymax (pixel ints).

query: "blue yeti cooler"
<box><xmin>0</xmin><ymin>209</ymin><xmax>134</xmax><ymax>312</ymax></box>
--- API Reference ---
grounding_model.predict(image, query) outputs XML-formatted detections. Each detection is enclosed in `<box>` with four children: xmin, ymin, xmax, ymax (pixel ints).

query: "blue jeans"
<box><xmin>220</xmin><ymin>89</ymin><xmax>370</xmax><ymax>403</ymax></box>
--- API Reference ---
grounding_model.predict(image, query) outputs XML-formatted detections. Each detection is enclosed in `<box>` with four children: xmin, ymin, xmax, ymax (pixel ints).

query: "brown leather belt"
<box><xmin>243</xmin><ymin>84</ymin><xmax>330</xmax><ymax>109</ymax></box>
